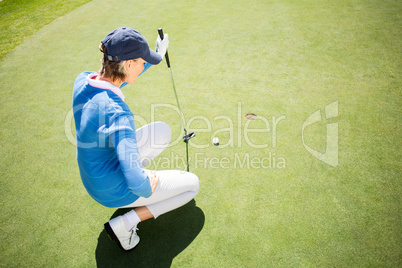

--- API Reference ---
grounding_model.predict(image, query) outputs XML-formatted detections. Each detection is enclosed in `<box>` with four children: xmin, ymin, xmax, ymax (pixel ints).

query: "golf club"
<box><xmin>158</xmin><ymin>28</ymin><xmax>195</xmax><ymax>172</ymax></box>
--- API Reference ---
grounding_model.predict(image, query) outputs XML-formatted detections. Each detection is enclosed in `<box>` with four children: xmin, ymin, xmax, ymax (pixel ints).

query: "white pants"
<box><xmin>120</xmin><ymin>122</ymin><xmax>199</xmax><ymax>219</ymax></box>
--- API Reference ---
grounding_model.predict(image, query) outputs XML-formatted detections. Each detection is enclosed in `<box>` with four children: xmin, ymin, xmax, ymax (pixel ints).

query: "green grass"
<box><xmin>0</xmin><ymin>0</ymin><xmax>91</xmax><ymax>59</ymax></box>
<box><xmin>0</xmin><ymin>0</ymin><xmax>401</xmax><ymax>266</ymax></box>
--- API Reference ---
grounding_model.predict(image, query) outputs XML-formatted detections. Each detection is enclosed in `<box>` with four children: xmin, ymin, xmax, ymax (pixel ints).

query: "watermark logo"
<box><xmin>302</xmin><ymin>101</ymin><xmax>338</xmax><ymax>167</ymax></box>
<box><xmin>130</xmin><ymin>152</ymin><xmax>286</xmax><ymax>170</ymax></box>
<box><xmin>65</xmin><ymin>100</ymin><xmax>339</xmax><ymax>169</ymax></box>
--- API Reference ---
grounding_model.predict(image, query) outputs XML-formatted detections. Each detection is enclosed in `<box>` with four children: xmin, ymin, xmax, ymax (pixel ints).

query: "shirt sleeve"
<box><xmin>108</xmin><ymin>115</ymin><xmax>153</xmax><ymax>198</ymax></box>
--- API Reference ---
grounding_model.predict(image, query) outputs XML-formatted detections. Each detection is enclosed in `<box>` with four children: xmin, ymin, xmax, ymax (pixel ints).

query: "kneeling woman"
<box><xmin>72</xmin><ymin>27</ymin><xmax>199</xmax><ymax>251</ymax></box>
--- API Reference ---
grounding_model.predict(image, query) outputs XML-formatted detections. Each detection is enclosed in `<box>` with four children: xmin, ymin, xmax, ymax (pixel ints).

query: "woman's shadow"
<box><xmin>95</xmin><ymin>199</ymin><xmax>205</xmax><ymax>267</ymax></box>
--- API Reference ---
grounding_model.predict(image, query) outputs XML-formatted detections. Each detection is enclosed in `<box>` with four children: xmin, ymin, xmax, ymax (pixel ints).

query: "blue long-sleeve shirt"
<box><xmin>72</xmin><ymin>64</ymin><xmax>152</xmax><ymax>207</ymax></box>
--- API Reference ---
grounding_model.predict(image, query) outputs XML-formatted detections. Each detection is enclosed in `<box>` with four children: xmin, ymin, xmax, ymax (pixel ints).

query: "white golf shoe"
<box><xmin>104</xmin><ymin>216</ymin><xmax>140</xmax><ymax>251</ymax></box>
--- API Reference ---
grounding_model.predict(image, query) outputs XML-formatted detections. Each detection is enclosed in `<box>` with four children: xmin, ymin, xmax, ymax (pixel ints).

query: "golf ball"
<box><xmin>213</xmin><ymin>137</ymin><xmax>219</xmax><ymax>146</ymax></box>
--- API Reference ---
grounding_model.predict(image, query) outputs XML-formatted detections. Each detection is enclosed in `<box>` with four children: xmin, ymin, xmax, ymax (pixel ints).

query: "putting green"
<box><xmin>0</xmin><ymin>0</ymin><xmax>400</xmax><ymax>266</ymax></box>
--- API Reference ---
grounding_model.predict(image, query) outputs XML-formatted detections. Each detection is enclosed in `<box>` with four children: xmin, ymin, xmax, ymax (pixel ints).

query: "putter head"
<box><xmin>183</xmin><ymin>132</ymin><xmax>195</xmax><ymax>142</ymax></box>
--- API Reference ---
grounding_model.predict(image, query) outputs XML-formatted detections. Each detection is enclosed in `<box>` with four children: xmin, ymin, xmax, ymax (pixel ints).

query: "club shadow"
<box><xmin>95</xmin><ymin>199</ymin><xmax>205</xmax><ymax>267</ymax></box>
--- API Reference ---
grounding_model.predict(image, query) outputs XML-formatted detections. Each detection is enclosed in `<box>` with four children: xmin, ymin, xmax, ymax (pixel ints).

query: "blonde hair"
<box><xmin>98</xmin><ymin>43</ymin><xmax>130</xmax><ymax>82</ymax></box>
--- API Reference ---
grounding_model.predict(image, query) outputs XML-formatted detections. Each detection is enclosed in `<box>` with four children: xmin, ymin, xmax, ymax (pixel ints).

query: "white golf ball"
<box><xmin>213</xmin><ymin>137</ymin><xmax>219</xmax><ymax>146</ymax></box>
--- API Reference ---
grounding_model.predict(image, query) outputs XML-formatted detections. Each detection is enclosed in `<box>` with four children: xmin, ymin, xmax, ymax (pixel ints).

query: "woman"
<box><xmin>72</xmin><ymin>27</ymin><xmax>200</xmax><ymax>251</ymax></box>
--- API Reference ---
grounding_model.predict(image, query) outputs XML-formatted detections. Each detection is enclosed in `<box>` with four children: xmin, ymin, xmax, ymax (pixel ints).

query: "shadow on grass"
<box><xmin>95</xmin><ymin>200</ymin><xmax>204</xmax><ymax>267</ymax></box>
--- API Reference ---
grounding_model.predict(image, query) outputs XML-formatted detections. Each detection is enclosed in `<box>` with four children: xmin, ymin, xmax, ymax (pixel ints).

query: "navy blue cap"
<box><xmin>101</xmin><ymin>27</ymin><xmax>162</xmax><ymax>64</ymax></box>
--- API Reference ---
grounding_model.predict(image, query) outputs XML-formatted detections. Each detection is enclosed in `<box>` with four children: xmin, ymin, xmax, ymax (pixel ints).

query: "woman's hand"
<box><xmin>156</xmin><ymin>33</ymin><xmax>169</xmax><ymax>57</ymax></box>
<box><xmin>145</xmin><ymin>169</ymin><xmax>159</xmax><ymax>195</ymax></box>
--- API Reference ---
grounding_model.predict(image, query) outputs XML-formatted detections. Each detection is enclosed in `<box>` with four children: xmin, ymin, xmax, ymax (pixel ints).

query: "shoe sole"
<box><xmin>104</xmin><ymin>222</ymin><xmax>132</xmax><ymax>251</ymax></box>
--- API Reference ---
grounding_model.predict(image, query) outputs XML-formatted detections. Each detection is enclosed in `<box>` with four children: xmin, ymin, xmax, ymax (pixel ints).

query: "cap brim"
<box><xmin>142</xmin><ymin>49</ymin><xmax>162</xmax><ymax>65</ymax></box>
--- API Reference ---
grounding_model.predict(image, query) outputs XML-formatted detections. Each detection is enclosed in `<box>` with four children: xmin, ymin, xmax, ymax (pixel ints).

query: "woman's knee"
<box><xmin>187</xmin><ymin>172</ymin><xmax>200</xmax><ymax>193</ymax></box>
<box><xmin>154</xmin><ymin>122</ymin><xmax>171</xmax><ymax>145</ymax></box>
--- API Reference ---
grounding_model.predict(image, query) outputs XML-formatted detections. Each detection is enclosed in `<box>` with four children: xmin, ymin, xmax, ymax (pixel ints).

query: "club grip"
<box><xmin>158</xmin><ymin>28</ymin><xmax>170</xmax><ymax>68</ymax></box>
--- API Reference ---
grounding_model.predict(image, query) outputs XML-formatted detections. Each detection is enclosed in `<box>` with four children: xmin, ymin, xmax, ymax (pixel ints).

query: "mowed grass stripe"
<box><xmin>0</xmin><ymin>0</ymin><xmax>92</xmax><ymax>59</ymax></box>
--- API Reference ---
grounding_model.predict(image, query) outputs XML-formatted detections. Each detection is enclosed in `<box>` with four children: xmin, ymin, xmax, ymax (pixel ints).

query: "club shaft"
<box><xmin>168</xmin><ymin>67</ymin><xmax>186</xmax><ymax>126</ymax></box>
<box><xmin>158</xmin><ymin>28</ymin><xmax>186</xmax><ymax>129</ymax></box>
<box><xmin>186</xmin><ymin>140</ymin><xmax>189</xmax><ymax>172</ymax></box>
<box><xmin>158</xmin><ymin>28</ymin><xmax>189</xmax><ymax>171</ymax></box>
